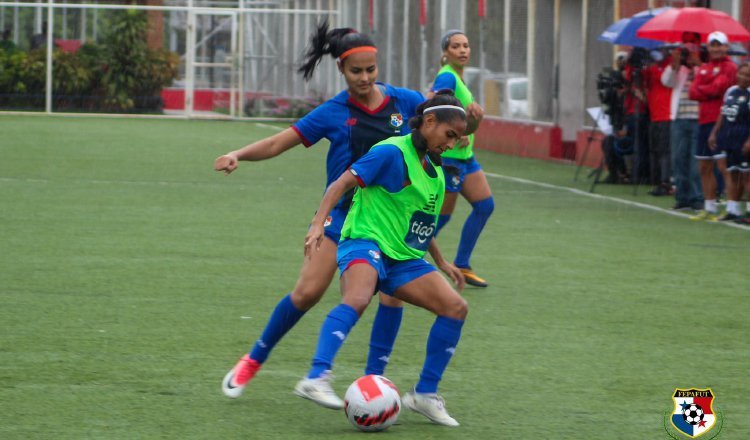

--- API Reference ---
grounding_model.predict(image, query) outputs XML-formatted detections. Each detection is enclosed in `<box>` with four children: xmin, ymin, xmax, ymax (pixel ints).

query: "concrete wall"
<box><xmin>558</xmin><ymin>0</ymin><xmax>585</xmax><ymax>142</ymax></box>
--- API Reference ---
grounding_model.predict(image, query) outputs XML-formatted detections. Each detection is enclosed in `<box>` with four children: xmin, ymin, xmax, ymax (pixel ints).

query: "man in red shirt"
<box><xmin>689</xmin><ymin>31</ymin><xmax>737</xmax><ymax>220</ymax></box>
<box><xmin>644</xmin><ymin>50</ymin><xmax>674</xmax><ymax>195</ymax></box>
<box><xmin>620</xmin><ymin>52</ymin><xmax>650</xmax><ymax>184</ymax></box>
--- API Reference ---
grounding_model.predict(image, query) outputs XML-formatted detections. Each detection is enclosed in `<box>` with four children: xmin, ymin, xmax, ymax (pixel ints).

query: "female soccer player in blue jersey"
<box><xmin>429</xmin><ymin>30</ymin><xmax>494</xmax><ymax>288</ymax></box>
<box><xmin>214</xmin><ymin>22</ymin><xmax>460</xmax><ymax>399</ymax></box>
<box><xmin>297</xmin><ymin>91</ymin><xmax>468</xmax><ymax>426</ymax></box>
<box><xmin>708</xmin><ymin>62</ymin><xmax>750</xmax><ymax>222</ymax></box>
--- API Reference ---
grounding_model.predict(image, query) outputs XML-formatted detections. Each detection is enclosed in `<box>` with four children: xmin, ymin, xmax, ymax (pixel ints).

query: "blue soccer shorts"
<box><xmin>337</xmin><ymin>238</ymin><xmax>436</xmax><ymax>296</ymax></box>
<box><xmin>696</xmin><ymin>123</ymin><xmax>726</xmax><ymax>160</ymax></box>
<box><xmin>443</xmin><ymin>156</ymin><xmax>483</xmax><ymax>193</ymax></box>
<box><xmin>725</xmin><ymin>146</ymin><xmax>750</xmax><ymax>172</ymax></box>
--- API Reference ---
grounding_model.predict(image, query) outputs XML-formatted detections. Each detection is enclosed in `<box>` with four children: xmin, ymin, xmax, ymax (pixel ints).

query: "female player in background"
<box><xmin>298</xmin><ymin>91</ymin><xmax>468</xmax><ymax>426</ymax></box>
<box><xmin>708</xmin><ymin>61</ymin><xmax>750</xmax><ymax>222</ymax></box>
<box><xmin>429</xmin><ymin>30</ymin><xmax>494</xmax><ymax>288</ymax></box>
<box><xmin>213</xmin><ymin>22</ymin><xmax>459</xmax><ymax>400</ymax></box>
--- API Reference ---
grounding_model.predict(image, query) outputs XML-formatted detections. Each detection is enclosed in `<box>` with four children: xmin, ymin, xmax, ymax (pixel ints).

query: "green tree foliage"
<box><xmin>0</xmin><ymin>9</ymin><xmax>178</xmax><ymax>112</ymax></box>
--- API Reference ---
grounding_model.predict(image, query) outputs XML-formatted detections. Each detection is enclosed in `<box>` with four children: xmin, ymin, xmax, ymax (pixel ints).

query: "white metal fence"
<box><xmin>0</xmin><ymin>0</ymin><xmax>541</xmax><ymax>119</ymax></box>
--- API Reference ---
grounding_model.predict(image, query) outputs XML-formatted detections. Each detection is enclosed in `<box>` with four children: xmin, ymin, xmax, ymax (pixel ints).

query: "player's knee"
<box><xmin>343</xmin><ymin>290</ymin><xmax>376</xmax><ymax>316</ymax></box>
<box><xmin>472</xmin><ymin>196</ymin><xmax>495</xmax><ymax>217</ymax></box>
<box><xmin>290</xmin><ymin>284</ymin><xmax>327</xmax><ymax>311</ymax></box>
<box><xmin>444</xmin><ymin>296</ymin><xmax>468</xmax><ymax>320</ymax></box>
<box><xmin>378</xmin><ymin>293</ymin><xmax>403</xmax><ymax>308</ymax></box>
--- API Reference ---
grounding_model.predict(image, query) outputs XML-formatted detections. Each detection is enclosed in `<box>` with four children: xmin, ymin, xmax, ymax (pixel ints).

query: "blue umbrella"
<box><xmin>598</xmin><ymin>7</ymin><xmax>671</xmax><ymax>49</ymax></box>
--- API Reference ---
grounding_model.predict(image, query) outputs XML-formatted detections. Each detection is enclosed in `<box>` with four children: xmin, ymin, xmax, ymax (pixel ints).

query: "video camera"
<box><xmin>676</xmin><ymin>43</ymin><xmax>708</xmax><ymax>66</ymax></box>
<box><xmin>596</xmin><ymin>67</ymin><xmax>625</xmax><ymax>126</ymax></box>
<box><xmin>626</xmin><ymin>47</ymin><xmax>650</xmax><ymax>69</ymax></box>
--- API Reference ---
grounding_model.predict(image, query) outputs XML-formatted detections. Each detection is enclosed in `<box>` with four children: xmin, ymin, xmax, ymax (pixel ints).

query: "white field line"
<box><xmin>484</xmin><ymin>172</ymin><xmax>749</xmax><ymax>231</ymax></box>
<box><xmin>255</xmin><ymin>123</ymin><xmax>284</xmax><ymax>132</ymax></box>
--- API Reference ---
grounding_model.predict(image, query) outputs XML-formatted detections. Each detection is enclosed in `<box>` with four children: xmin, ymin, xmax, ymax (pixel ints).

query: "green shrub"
<box><xmin>0</xmin><ymin>9</ymin><xmax>178</xmax><ymax>112</ymax></box>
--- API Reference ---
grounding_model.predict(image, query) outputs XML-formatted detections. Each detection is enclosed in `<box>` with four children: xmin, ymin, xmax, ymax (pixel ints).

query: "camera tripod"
<box><xmin>574</xmin><ymin>107</ymin><xmax>608</xmax><ymax>193</ymax></box>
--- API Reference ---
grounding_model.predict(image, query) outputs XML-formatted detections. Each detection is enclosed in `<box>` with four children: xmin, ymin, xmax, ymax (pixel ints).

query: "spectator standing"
<box><xmin>662</xmin><ymin>35</ymin><xmax>704</xmax><ymax>211</ymax></box>
<box><xmin>622</xmin><ymin>52</ymin><xmax>651</xmax><ymax>184</ymax></box>
<box><xmin>644</xmin><ymin>49</ymin><xmax>674</xmax><ymax>195</ymax></box>
<box><xmin>689</xmin><ymin>31</ymin><xmax>737</xmax><ymax>221</ymax></box>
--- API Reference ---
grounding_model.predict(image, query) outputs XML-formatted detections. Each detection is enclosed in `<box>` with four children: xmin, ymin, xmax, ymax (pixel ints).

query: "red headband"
<box><xmin>337</xmin><ymin>46</ymin><xmax>378</xmax><ymax>62</ymax></box>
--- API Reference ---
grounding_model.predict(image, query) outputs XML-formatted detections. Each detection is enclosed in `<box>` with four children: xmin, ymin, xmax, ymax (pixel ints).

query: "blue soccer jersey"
<box><xmin>350</xmin><ymin>144</ymin><xmax>440</xmax><ymax>192</ymax></box>
<box><xmin>717</xmin><ymin>85</ymin><xmax>750</xmax><ymax>151</ymax></box>
<box><xmin>292</xmin><ymin>83</ymin><xmax>424</xmax><ymax>207</ymax></box>
<box><xmin>432</xmin><ymin>72</ymin><xmax>458</xmax><ymax>93</ymax></box>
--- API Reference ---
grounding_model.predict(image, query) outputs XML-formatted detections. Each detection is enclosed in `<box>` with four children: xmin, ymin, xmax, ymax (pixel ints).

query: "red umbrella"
<box><xmin>636</xmin><ymin>7</ymin><xmax>750</xmax><ymax>42</ymax></box>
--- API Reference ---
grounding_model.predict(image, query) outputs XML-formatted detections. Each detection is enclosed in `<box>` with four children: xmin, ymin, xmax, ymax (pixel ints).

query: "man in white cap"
<box><xmin>688</xmin><ymin>30</ymin><xmax>736</xmax><ymax>220</ymax></box>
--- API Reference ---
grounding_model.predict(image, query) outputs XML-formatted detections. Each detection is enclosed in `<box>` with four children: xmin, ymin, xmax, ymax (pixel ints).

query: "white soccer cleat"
<box><xmin>293</xmin><ymin>371</ymin><xmax>344</xmax><ymax>410</ymax></box>
<box><xmin>402</xmin><ymin>389</ymin><xmax>459</xmax><ymax>427</ymax></box>
<box><xmin>221</xmin><ymin>354</ymin><xmax>261</xmax><ymax>399</ymax></box>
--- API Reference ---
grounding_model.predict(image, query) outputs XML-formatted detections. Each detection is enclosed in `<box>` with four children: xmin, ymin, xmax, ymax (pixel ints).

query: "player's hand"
<box><xmin>708</xmin><ymin>135</ymin><xmax>717</xmax><ymax>151</ymax></box>
<box><xmin>304</xmin><ymin>223</ymin><xmax>325</xmax><ymax>258</ymax></box>
<box><xmin>437</xmin><ymin>260</ymin><xmax>465</xmax><ymax>293</ymax></box>
<box><xmin>670</xmin><ymin>49</ymin><xmax>682</xmax><ymax>69</ymax></box>
<box><xmin>214</xmin><ymin>154</ymin><xmax>239</xmax><ymax>175</ymax></box>
<box><xmin>742</xmin><ymin>140</ymin><xmax>750</xmax><ymax>156</ymax></box>
<box><xmin>466</xmin><ymin>102</ymin><xmax>484</xmax><ymax>122</ymax></box>
<box><xmin>457</xmin><ymin>136</ymin><xmax>470</xmax><ymax>149</ymax></box>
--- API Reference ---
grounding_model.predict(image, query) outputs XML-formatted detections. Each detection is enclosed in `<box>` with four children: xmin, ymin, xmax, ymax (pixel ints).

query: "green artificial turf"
<box><xmin>1</xmin><ymin>115</ymin><xmax>747</xmax><ymax>439</ymax></box>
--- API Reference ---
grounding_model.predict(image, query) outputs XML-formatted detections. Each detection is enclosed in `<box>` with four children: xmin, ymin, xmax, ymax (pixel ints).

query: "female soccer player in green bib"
<box><xmin>297</xmin><ymin>91</ymin><xmax>468</xmax><ymax>426</ymax></box>
<box><xmin>430</xmin><ymin>30</ymin><xmax>495</xmax><ymax>288</ymax></box>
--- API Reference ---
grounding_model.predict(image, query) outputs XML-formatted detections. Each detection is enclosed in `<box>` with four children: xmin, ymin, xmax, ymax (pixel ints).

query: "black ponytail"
<box><xmin>298</xmin><ymin>20</ymin><xmax>377</xmax><ymax>81</ymax></box>
<box><xmin>409</xmin><ymin>90</ymin><xmax>466</xmax><ymax>167</ymax></box>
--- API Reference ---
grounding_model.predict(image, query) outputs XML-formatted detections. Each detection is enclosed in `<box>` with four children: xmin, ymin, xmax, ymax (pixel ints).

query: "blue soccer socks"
<box><xmin>308</xmin><ymin>304</ymin><xmax>360</xmax><ymax>379</ymax></box>
<box><xmin>365</xmin><ymin>303</ymin><xmax>404</xmax><ymax>375</ymax></box>
<box><xmin>249</xmin><ymin>294</ymin><xmax>305</xmax><ymax>364</ymax></box>
<box><xmin>416</xmin><ymin>316</ymin><xmax>464</xmax><ymax>394</ymax></box>
<box><xmin>454</xmin><ymin>197</ymin><xmax>494</xmax><ymax>269</ymax></box>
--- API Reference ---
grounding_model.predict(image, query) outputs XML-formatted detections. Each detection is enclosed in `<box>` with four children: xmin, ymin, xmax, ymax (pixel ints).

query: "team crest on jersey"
<box><xmin>664</xmin><ymin>388</ymin><xmax>723</xmax><ymax>439</ymax></box>
<box><xmin>739</xmin><ymin>95</ymin><xmax>747</xmax><ymax>103</ymax></box>
<box><xmin>389</xmin><ymin>113</ymin><xmax>404</xmax><ymax>129</ymax></box>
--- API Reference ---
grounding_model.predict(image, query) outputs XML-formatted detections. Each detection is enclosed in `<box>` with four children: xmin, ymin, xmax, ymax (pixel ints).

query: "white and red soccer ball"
<box><xmin>344</xmin><ymin>375</ymin><xmax>401</xmax><ymax>432</ymax></box>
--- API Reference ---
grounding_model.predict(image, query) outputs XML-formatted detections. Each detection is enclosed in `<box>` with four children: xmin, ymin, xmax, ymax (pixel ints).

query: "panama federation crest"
<box><xmin>664</xmin><ymin>388</ymin><xmax>723</xmax><ymax>439</ymax></box>
<box><xmin>389</xmin><ymin>113</ymin><xmax>404</xmax><ymax>129</ymax></box>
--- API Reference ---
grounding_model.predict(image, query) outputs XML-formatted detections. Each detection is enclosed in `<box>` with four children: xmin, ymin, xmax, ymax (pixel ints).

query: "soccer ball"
<box><xmin>682</xmin><ymin>403</ymin><xmax>704</xmax><ymax>426</ymax></box>
<box><xmin>344</xmin><ymin>375</ymin><xmax>401</xmax><ymax>432</ymax></box>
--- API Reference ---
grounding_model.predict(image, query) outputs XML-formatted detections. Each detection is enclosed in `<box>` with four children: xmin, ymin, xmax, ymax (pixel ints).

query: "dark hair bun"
<box><xmin>298</xmin><ymin>20</ymin><xmax>377</xmax><ymax>81</ymax></box>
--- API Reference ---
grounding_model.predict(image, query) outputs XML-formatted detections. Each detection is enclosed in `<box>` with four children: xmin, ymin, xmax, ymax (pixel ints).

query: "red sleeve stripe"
<box><xmin>350</xmin><ymin>169</ymin><xmax>366</xmax><ymax>187</ymax></box>
<box><xmin>291</xmin><ymin>125</ymin><xmax>313</xmax><ymax>148</ymax></box>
